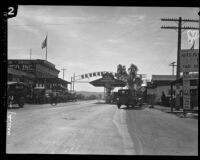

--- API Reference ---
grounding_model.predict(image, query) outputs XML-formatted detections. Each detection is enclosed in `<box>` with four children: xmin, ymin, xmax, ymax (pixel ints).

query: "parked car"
<box><xmin>7</xmin><ymin>81</ymin><xmax>29</xmax><ymax>108</ymax></box>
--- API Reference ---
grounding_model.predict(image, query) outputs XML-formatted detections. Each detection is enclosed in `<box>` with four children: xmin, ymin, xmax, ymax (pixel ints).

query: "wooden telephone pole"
<box><xmin>169</xmin><ymin>62</ymin><xmax>177</xmax><ymax>76</ymax></box>
<box><xmin>161</xmin><ymin>17</ymin><xmax>199</xmax><ymax>80</ymax></box>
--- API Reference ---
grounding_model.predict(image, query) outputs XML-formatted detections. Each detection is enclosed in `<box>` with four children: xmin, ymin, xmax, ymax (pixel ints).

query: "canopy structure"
<box><xmin>89</xmin><ymin>72</ymin><xmax>126</xmax><ymax>88</ymax></box>
<box><xmin>89</xmin><ymin>72</ymin><xmax>126</xmax><ymax>103</ymax></box>
<box><xmin>90</xmin><ymin>77</ymin><xmax>126</xmax><ymax>87</ymax></box>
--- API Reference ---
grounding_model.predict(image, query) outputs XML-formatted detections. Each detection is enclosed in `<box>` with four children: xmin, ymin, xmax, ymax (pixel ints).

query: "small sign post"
<box><xmin>182</xmin><ymin>74</ymin><xmax>191</xmax><ymax>117</ymax></box>
<box><xmin>180</xmin><ymin>49</ymin><xmax>199</xmax><ymax>117</ymax></box>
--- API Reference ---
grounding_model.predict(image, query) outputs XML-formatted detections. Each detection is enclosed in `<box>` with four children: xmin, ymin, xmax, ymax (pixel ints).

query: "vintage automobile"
<box><xmin>116</xmin><ymin>89</ymin><xmax>137</xmax><ymax>109</ymax></box>
<box><xmin>7</xmin><ymin>81</ymin><xmax>29</xmax><ymax>108</ymax></box>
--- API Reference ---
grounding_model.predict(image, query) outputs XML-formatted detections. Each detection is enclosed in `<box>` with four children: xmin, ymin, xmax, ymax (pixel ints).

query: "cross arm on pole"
<box><xmin>161</xmin><ymin>18</ymin><xmax>199</xmax><ymax>23</ymax></box>
<box><xmin>161</xmin><ymin>26</ymin><xmax>199</xmax><ymax>30</ymax></box>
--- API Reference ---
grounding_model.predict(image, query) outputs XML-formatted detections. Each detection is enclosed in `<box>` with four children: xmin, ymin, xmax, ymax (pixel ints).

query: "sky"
<box><xmin>8</xmin><ymin>6</ymin><xmax>199</xmax><ymax>92</ymax></box>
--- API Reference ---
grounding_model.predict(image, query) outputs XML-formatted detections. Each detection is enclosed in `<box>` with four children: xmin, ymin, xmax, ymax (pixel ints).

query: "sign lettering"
<box><xmin>183</xmin><ymin>73</ymin><xmax>191</xmax><ymax>109</ymax></box>
<box><xmin>8</xmin><ymin>64</ymin><xmax>35</xmax><ymax>72</ymax></box>
<box><xmin>180</xmin><ymin>49</ymin><xmax>199</xmax><ymax>72</ymax></box>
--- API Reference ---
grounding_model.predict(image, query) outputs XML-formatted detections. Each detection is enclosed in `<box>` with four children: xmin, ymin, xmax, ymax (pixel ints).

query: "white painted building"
<box><xmin>147</xmin><ymin>75</ymin><xmax>177</xmax><ymax>103</ymax></box>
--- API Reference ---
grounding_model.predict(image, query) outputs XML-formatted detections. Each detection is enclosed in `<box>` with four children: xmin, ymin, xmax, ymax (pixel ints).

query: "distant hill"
<box><xmin>76</xmin><ymin>91</ymin><xmax>104</xmax><ymax>98</ymax></box>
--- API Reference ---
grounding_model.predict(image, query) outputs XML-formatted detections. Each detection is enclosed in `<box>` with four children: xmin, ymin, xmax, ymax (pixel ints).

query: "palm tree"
<box><xmin>116</xmin><ymin>63</ymin><xmax>142</xmax><ymax>91</ymax></box>
<box><xmin>116</xmin><ymin>64</ymin><xmax>128</xmax><ymax>81</ymax></box>
<box><xmin>127</xmin><ymin>64</ymin><xmax>138</xmax><ymax>90</ymax></box>
<box><xmin>135</xmin><ymin>76</ymin><xmax>143</xmax><ymax>89</ymax></box>
<box><xmin>116</xmin><ymin>64</ymin><xmax>123</xmax><ymax>78</ymax></box>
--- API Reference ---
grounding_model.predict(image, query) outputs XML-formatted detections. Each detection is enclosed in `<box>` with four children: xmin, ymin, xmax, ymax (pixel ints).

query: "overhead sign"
<box><xmin>8</xmin><ymin>64</ymin><xmax>35</xmax><ymax>72</ymax></box>
<box><xmin>180</xmin><ymin>49</ymin><xmax>199</xmax><ymax>72</ymax></box>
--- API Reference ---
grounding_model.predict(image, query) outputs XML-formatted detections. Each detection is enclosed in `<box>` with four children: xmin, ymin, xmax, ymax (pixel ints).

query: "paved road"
<box><xmin>6</xmin><ymin>100</ymin><xmax>198</xmax><ymax>155</ymax></box>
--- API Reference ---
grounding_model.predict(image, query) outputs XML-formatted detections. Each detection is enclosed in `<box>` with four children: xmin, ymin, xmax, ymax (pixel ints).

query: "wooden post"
<box><xmin>170</xmin><ymin>83</ymin><xmax>173</xmax><ymax>112</ymax></box>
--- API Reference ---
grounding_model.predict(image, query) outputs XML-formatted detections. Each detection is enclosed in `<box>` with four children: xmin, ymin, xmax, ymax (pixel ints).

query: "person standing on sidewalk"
<box><xmin>175</xmin><ymin>93</ymin><xmax>180</xmax><ymax>110</ymax></box>
<box><xmin>50</xmin><ymin>91</ymin><xmax>57</xmax><ymax>106</ymax></box>
<box><xmin>161</xmin><ymin>91</ymin><xmax>166</xmax><ymax>106</ymax></box>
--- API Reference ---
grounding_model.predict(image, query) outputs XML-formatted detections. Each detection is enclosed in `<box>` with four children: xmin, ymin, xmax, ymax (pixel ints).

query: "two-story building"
<box><xmin>8</xmin><ymin>59</ymin><xmax>70</xmax><ymax>91</ymax></box>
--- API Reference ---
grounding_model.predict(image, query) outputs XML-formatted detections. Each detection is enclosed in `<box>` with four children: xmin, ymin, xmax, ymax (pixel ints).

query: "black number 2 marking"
<box><xmin>8</xmin><ymin>7</ymin><xmax>15</xmax><ymax>15</ymax></box>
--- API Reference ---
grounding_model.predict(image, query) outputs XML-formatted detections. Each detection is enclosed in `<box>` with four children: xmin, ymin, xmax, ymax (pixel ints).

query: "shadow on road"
<box><xmin>121</xmin><ymin>106</ymin><xmax>145</xmax><ymax>110</ymax></box>
<box><xmin>7</xmin><ymin>107</ymin><xmax>21</xmax><ymax>109</ymax></box>
<box><xmin>94</xmin><ymin>102</ymin><xmax>107</xmax><ymax>105</ymax></box>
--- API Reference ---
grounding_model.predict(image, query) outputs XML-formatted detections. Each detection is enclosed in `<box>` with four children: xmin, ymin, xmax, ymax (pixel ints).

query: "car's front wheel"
<box><xmin>18</xmin><ymin>97</ymin><xmax>25</xmax><ymax>108</ymax></box>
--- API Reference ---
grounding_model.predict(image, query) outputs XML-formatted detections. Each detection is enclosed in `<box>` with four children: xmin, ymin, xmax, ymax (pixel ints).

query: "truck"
<box><xmin>116</xmin><ymin>89</ymin><xmax>143</xmax><ymax>109</ymax></box>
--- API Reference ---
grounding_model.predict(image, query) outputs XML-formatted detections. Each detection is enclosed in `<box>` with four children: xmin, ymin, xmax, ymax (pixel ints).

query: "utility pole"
<box><xmin>30</xmin><ymin>49</ymin><xmax>32</xmax><ymax>60</ymax></box>
<box><xmin>70</xmin><ymin>77</ymin><xmax>72</xmax><ymax>92</ymax></box>
<box><xmin>199</xmin><ymin>8</ymin><xmax>200</xmax><ymax>53</ymax></box>
<box><xmin>161</xmin><ymin>17</ymin><xmax>199</xmax><ymax>80</ymax></box>
<box><xmin>73</xmin><ymin>73</ymin><xmax>75</xmax><ymax>92</ymax></box>
<box><xmin>61</xmin><ymin>68</ymin><xmax>66</xmax><ymax>80</ymax></box>
<box><xmin>169</xmin><ymin>62</ymin><xmax>177</xmax><ymax>76</ymax></box>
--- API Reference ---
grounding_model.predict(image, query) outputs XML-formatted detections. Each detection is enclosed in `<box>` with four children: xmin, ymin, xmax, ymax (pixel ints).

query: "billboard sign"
<box><xmin>8</xmin><ymin>64</ymin><xmax>35</xmax><ymax>72</ymax></box>
<box><xmin>180</xmin><ymin>49</ymin><xmax>199</xmax><ymax>72</ymax></box>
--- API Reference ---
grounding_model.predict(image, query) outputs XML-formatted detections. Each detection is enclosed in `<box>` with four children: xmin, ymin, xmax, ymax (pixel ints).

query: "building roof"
<box><xmin>7</xmin><ymin>81</ymin><xmax>28</xmax><ymax>86</ymax></box>
<box><xmin>37</xmin><ymin>77</ymin><xmax>71</xmax><ymax>84</ymax></box>
<box><xmin>152</xmin><ymin>75</ymin><xmax>176</xmax><ymax>81</ymax></box>
<box><xmin>8</xmin><ymin>68</ymin><xmax>35</xmax><ymax>79</ymax></box>
<box><xmin>8</xmin><ymin>59</ymin><xmax>60</xmax><ymax>72</ymax></box>
<box><xmin>90</xmin><ymin>77</ymin><xmax>126</xmax><ymax>87</ymax></box>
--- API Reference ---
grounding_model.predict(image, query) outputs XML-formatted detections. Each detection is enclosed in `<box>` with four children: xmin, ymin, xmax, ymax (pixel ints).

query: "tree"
<box><xmin>127</xmin><ymin>64</ymin><xmax>138</xmax><ymax>90</ymax></box>
<box><xmin>116</xmin><ymin>63</ymin><xmax>143</xmax><ymax>92</ymax></box>
<box><xmin>116</xmin><ymin>64</ymin><xmax>128</xmax><ymax>81</ymax></box>
<box><xmin>135</xmin><ymin>76</ymin><xmax>143</xmax><ymax>88</ymax></box>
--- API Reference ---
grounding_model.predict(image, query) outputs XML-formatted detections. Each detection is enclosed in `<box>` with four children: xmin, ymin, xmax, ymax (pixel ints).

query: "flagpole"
<box><xmin>46</xmin><ymin>33</ymin><xmax>48</xmax><ymax>61</ymax></box>
<box><xmin>44</xmin><ymin>33</ymin><xmax>48</xmax><ymax>91</ymax></box>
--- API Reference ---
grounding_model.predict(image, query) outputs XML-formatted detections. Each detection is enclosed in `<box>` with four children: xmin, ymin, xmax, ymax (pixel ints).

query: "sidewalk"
<box><xmin>148</xmin><ymin>104</ymin><xmax>198</xmax><ymax>119</ymax></box>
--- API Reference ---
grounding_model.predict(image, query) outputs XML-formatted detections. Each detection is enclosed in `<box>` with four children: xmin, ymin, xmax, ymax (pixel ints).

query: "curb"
<box><xmin>148</xmin><ymin>105</ymin><xmax>198</xmax><ymax>119</ymax></box>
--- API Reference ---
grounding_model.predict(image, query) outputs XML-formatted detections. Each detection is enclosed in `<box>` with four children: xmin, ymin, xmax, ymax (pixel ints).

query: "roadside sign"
<box><xmin>183</xmin><ymin>95</ymin><xmax>191</xmax><ymax>110</ymax></box>
<box><xmin>180</xmin><ymin>49</ymin><xmax>199</xmax><ymax>72</ymax></box>
<box><xmin>183</xmin><ymin>73</ymin><xmax>199</xmax><ymax>80</ymax></box>
<box><xmin>182</xmin><ymin>74</ymin><xmax>191</xmax><ymax>110</ymax></box>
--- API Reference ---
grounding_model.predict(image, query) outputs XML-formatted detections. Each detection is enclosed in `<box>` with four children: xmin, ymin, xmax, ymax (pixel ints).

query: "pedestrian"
<box><xmin>8</xmin><ymin>95</ymin><xmax>14</xmax><ymax>108</ymax></box>
<box><xmin>50</xmin><ymin>91</ymin><xmax>57</xmax><ymax>106</ymax></box>
<box><xmin>175</xmin><ymin>93</ymin><xmax>180</xmax><ymax>110</ymax></box>
<box><xmin>161</xmin><ymin>91</ymin><xmax>166</xmax><ymax>106</ymax></box>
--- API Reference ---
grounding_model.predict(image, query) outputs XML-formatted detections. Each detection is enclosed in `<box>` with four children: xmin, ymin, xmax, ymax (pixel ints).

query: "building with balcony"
<box><xmin>8</xmin><ymin>59</ymin><xmax>70</xmax><ymax>90</ymax></box>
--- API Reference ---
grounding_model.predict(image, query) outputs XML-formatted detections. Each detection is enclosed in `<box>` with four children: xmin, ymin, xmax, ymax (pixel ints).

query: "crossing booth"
<box><xmin>90</xmin><ymin>72</ymin><xmax>126</xmax><ymax>103</ymax></box>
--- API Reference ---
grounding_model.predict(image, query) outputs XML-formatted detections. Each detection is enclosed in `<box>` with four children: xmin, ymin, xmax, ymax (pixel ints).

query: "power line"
<box><xmin>161</xmin><ymin>18</ymin><xmax>199</xmax><ymax>23</ymax></box>
<box><xmin>161</xmin><ymin>17</ymin><xmax>199</xmax><ymax>80</ymax></box>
